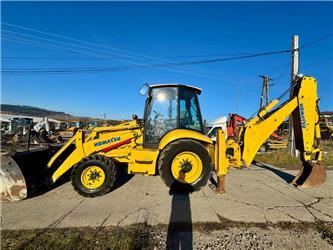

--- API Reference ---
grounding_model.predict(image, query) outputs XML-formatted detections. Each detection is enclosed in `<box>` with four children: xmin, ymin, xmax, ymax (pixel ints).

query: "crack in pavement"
<box><xmin>254</xmin><ymin>164</ymin><xmax>333</xmax><ymax>206</ymax></box>
<box><xmin>205</xmin><ymin>178</ymin><xmax>331</xmax><ymax>224</ymax></box>
<box><xmin>84</xmin><ymin>210</ymin><xmax>115</xmax><ymax>248</ymax></box>
<box><xmin>260</xmin><ymin>181</ymin><xmax>333</xmax><ymax>222</ymax></box>
<box><xmin>202</xmin><ymin>189</ymin><xmax>269</xmax><ymax>224</ymax></box>
<box><xmin>260</xmin><ymin>180</ymin><xmax>318</xmax><ymax>205</ymax></box>
<box><xmin>100</xmin><ymin>211</ymin><xmax>113</xmax><ymax>228</ymax></box>
<box><xmin>274</xmin><ymin>208</ymin><xmax>302</xmax><ymax>222</ymax></box>
<box><xmin>113</xmin><ymin>209</ymin><xmax>151</xmax><ymax>250</ymax></box>
<box><xmin>16</xmin><ymin>198</ymin><xmax>86</xmax><ymax>249</ymax></box>
<box><xmin>115</xmin><ymin>199</ymin><xmax>167</xmax><ymax>227</ymax></box>
<box><xmin>299</xmin><ymin>198</ymin><xmax>333</xmax><ymax>221</ymax></box>
<box><xmin>113</xmin><ymin>203</ymin><xmax>156</xmax><ymax>250</ymax></box>
<box><xmin>206</xmin><ymin>192</ymin><xmax>269</xmax><ymax>210</ymax></box>
<box><xmin>266</xmin><ymin>198</ymin><xmax>321</xmax><ymax>211</ymax></box>
<box><xmin>116</xmin><ymin>208</ymin><xmax>143</xmax><ymax>226</ymax></box>
<box><xmin>201</xmin><ymin>189</ymin><xmax>226</xmax><ymax>223</ymax></box>
<box><xmin>47</xmin><ymin>198</ymin><xmax>87</xmax><ymax>229</ymax></box>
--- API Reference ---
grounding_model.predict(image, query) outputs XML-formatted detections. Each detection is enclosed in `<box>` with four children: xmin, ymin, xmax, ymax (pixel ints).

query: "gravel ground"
<box><xmin>2</xmin><ymin>222</ymin><xmax>332</xmax><ymax>249</ymax></box>
<box><xmin>152</xmin><ymin>226</ymin><xmax>332</xmax><ymax>249</ymax></box>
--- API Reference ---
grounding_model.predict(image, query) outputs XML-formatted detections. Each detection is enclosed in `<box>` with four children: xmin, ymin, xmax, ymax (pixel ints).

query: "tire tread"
<box><xmin>71</xmin><ymin>154</ymin><xmax>117</xmax><ymax>197</ymax></box>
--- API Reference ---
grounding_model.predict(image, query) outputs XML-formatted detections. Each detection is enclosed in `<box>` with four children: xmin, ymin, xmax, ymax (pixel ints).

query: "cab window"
<box><xmin>145</xmin><ymin>87</ymin><xmax>177</xmax><ymax>145</ymax></box>
<box><xmin>179</xmin><ymin>88</ymin><xmax>203</xmax><ymax>132</ymax></box>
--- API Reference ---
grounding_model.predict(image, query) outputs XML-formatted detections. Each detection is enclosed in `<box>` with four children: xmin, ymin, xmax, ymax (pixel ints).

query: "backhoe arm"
<box><xmin>241</xmin><ymin>98</ymin><xmax>298</xmax><ymax>166</ymax></box>
<box><xmin>214</xmin><ymin>76</ymin><xmax>326</xmax><ymax>193</ymax></box>
<box><xmin>240</xmin><ymin>76</ymin><xmax>325</xmax><ymax>187</ymax></box>
<box><xmin>240</xmin><ymin>76</ymin><xmax>322</xmax><ymax>167</ymax></box>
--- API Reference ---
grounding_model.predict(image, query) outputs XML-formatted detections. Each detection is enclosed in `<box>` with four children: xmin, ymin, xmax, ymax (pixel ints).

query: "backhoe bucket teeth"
<box><xmin>0</xmin><ymin>155</ymin><xmax>27</xmax><ymax>202</ymax></box>
<box><xmin>292</xmin><ymin>162</ymin><xmax>327</xmax><ymax>188</ymax></box>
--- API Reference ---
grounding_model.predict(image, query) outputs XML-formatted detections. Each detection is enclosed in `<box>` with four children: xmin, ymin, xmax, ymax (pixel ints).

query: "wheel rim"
<box><xmin>171</xmin><ymin>151</ymin><xmax>203</xmax><ymax>184</ymax></box>
<box><xmin>80</xmin><ymin>166</ymin><xmax>105</xmax><ymax>189</ymax></box>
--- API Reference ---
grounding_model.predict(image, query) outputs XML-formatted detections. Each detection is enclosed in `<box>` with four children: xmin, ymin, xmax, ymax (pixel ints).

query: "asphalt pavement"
<box><xmin>1</xmin><ymin>163</ymin><xmax>332</xmax><ymax>230</ymax></box>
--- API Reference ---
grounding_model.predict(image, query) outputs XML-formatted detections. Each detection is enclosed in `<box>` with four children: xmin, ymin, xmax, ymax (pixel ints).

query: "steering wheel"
<box><xmin>180</xmin><ymin>116</ymin><xmax>191</xmax><ymax>128</ymax></box>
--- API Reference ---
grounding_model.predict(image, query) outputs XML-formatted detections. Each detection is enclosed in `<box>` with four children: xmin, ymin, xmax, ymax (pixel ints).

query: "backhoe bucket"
<box><xmin>292</xmin><ymin>162</ymin><xmax>327</xmax><ymax>188</ymax></box>
<box><xmin>0</xmin><ymin>155</ymin><xmax>27</xmax><ymax>202</ymax></box>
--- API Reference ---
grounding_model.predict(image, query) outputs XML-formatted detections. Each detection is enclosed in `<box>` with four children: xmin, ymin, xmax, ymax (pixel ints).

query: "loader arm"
<box><xmin>47</xmin><ymin>120</ymin><xmax>142</xmax><ymax>183</ymax></box>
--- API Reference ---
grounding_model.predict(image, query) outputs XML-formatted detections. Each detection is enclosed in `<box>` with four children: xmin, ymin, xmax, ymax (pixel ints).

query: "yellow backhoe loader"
<box><xmin>1</xmin><ymin>76</ymin><xmax>327</xmax><ymax>200</ymax></box>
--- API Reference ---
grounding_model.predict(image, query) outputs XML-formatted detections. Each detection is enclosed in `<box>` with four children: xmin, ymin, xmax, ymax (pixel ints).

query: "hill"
<box><xmin>0</xmin><ymin>104</ymin><xmax>124</xmax><ymax>125</ymax></box>
<box><xmin>1</xmin><ymin>104</ymin><xmax>73</xmax><ymax>120</ymax></box>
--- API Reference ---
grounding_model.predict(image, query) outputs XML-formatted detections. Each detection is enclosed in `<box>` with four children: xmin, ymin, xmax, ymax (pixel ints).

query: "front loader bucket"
<box><xmin>0</xmin><ymin>155</ymin><xmax>27</xmax><ymax>202</ymax></box>
<box><xmin>292</xmin><ymin>162</ymin><xmax>327</xmax><ymax>188</ymax></box>
<box><xmin>1</xmin><ymin>146</ymin><xmax>62</xmax><ymax>202</ymax></box>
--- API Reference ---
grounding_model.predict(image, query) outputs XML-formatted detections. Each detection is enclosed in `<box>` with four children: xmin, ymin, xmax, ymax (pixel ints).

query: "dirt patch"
<box><xmin>1</xmin><ymin>221</ymin><xmax>332</xmax><ymax>249</ymax></box>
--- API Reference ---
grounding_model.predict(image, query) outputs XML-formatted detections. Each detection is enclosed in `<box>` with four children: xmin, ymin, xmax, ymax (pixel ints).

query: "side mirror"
<box><xmin>140</xmin><ymin>83</ymin><xmax>150</xmax><ymax>95</ymax></box>
<box><xmin>132</xmin><ymin>114</ymin><xmax>138</xmax><ymax>120</ymax></box>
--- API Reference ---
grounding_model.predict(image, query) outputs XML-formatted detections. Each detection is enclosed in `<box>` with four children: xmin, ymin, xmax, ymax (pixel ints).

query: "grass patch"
<box><xmin>255</xmin><ymin>140</ymin><xmax>333</xmax><ymax>170</ymax></box>
<box><xmin>1</xmin><ymin>221</ymin><xmax>332</xmax><ymax>249</ymax></box>
<box><xmin>1</xmin><ymin>224</ymin><xmax>153</xmax><ymax>250</ymax></box>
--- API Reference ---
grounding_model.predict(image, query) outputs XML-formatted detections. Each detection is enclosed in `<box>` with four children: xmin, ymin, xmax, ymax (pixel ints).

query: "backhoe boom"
<box><xmin>214</xmin><ymin>76</ymin><xmax>326</xmax><ymax>193</ymax></box>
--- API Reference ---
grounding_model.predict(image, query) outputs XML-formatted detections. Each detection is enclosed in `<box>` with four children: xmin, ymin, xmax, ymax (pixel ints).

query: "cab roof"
<box><xmin>149</xmin><ymin>84</ymin><xmax>202</xmax><ymax>95</ymax></box>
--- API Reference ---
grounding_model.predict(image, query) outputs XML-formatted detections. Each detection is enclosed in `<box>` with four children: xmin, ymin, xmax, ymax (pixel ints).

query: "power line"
<box><xmin>2</xmin><ymin>35</ymin><xmax>110</xmax><ymax>58</ymax></box>
<box><xmin>273</xmin><ymin>62</ymin><xmax>291</xmax><ymax>84</ymax></box>
<box><xmin>271</xmin><ymin>56</ymin><xmax>332</xmax><ymax>85</ymax></box>
<box><xmin>3</xmin><ymin>28</ymin><xmax>289</xmax><ymax>63</ymax></box>
<box><xmin>3</xmin><ymin>22</ymin><xmax>331</xmax><ymax>79</ymax></box>
<box><xmin>2</xmin><ymin>49</ymin><xmax>291</xmax><ymax>75</ymax></box>
<box><xmin>2</xmin><ymin>29</ymin><xmax>140</xmax><ymax>60</ymax></box>
<box><xmin>2</xmin><ymin>22</ymin><xmax>157</xmax><ymax>59</ymax></box>
<box><xmin>301</xmin><ymin>56</ymin><xmax>332</xmax><ymax>70</ymax></box>
<box><xmin>2</xmin><ymin>56</ymin><xmax>132</xmax><ymax>60</ymax></box>
<box><xmin>1</xmin><ymin>22</ymin><xmax>232</xmax><ymax>79</ymax></box>
<box><xmin>300</xmin><ymin>33</ymin><xmax>333</xmax><ymax>49</ymax></box>
<box><xmin>169</xmin><ymin>49</ymin><xmax>291</xmax><ymax>66</ymax></box>
<box><xmin>3</xmin><ymin>33</ymin><xmax>225</xmax><ymax>80</ymax></box>
<box><xmin>1</xmin><ymin>51</ymin><xmax>261</xmax><ymax>60</ymax></box>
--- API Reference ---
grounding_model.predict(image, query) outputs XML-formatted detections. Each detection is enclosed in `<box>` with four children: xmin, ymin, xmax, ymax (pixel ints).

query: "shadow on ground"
<box><xmin>166</xmin><ymin>182</ymin><xmax>194</xmax><ymax>250</ymax></box>
<box><xmin>253</xmin><ymin>161</ymin><xmax>295</xmax><ymax>183</ymax></box>
<box><xmin>110</xmin><ymin>164</ymin><xmax>134</xmax><ymax>192</ymax></box>
<box><xmin>17</xmin><ymin>149</ymin><xmax>134</xmax><ymax>199</ymax></box>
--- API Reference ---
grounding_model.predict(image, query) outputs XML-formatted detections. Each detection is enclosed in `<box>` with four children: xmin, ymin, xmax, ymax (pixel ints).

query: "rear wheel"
<box><xmin>71</xmin><ymin>155</ymin><xmax>117</xmax><ymax>197</ymax></box>
<box><xmin>158</xmin><ymin>139</ymin><xmax>212</xmax><ymax>191</ymax></box>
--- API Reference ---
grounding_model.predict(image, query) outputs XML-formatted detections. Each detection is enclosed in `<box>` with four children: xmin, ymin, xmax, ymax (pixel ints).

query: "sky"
<box><xmin>1</xmin><ymin>2</ymin><xmax>332</xmax><ymax>122</ymax></box>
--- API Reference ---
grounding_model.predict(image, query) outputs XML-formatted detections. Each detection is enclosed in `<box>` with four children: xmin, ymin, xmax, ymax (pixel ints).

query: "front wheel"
<box><xmin>158</xmin><ymin>139</ymin><xmax>212</xmax><ymax>191</ymax></box>
<box><xmin>71</xmin><ymin>155</ymin><xmax>117</xmax><ymax>197</ymax></box>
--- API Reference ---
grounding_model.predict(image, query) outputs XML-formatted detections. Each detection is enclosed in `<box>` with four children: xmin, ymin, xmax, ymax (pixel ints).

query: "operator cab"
<box><xmin>141</xmin><ymin>84</ymin><xmax>204</xmax><ymax>148</ymax></box>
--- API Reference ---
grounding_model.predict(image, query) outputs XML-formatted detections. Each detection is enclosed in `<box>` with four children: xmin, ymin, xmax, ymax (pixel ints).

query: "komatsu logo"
<box><xmin>94</xmin><ymin>137</ymin><xmax>121</xmax><ymax>147</ymax></box>
<box><xmin>299</xmin><ymin>104</ymin><xmax>306</xmax><ymax>129</ymax></box>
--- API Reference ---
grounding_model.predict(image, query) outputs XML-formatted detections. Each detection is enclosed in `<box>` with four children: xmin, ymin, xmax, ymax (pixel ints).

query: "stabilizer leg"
<box><xmin>215</xmin><ymin>175</ymin><xmax>226</xmax><ymax>194</ymax></box>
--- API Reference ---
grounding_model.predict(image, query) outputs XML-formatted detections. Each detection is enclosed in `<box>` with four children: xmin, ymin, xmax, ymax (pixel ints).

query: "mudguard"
<box><xmin>159</xmin><ymin>129</ymin><xmax>213</xmax><ymax>150</ymax></box>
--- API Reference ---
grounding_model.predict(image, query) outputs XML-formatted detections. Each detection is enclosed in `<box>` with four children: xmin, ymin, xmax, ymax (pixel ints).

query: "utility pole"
<box><xmin>289</xmin><ymin>35</ymin><xmax>299</xmax><ymax>157</ymax></box>
<box><xmin>259</xmin><ymin>75</ymin><xmax>273</xmax><ymax>109</ymax></box>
